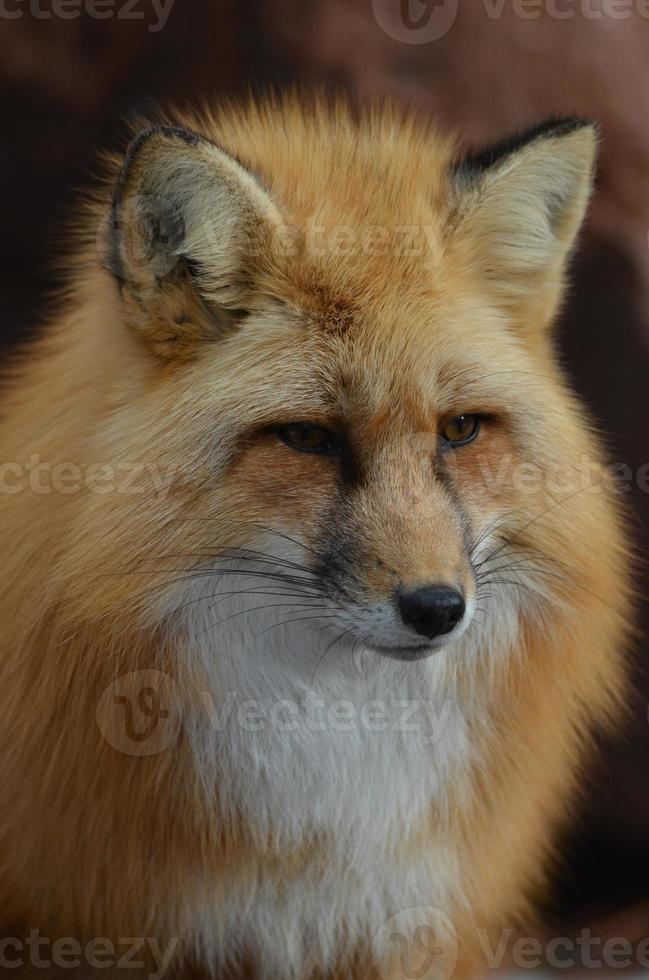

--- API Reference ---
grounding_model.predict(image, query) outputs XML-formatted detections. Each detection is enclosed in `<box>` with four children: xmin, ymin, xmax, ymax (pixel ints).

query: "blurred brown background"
<box><xmin>2</xmin><ymin>0</ymin><xmax>649</xmax><ymax>941</ymax></box>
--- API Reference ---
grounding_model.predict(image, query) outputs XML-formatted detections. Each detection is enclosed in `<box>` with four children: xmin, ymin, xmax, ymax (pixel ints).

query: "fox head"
<box><xmin>73</xmin><ymin>102</ymin><xmax>621</xmax><ymax>671</ymax></box>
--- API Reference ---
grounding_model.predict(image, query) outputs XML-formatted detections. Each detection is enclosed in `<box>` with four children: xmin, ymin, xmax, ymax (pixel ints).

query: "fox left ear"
<box><xmin>101</xmin><ymin>125</ymin><xmax>284</xmax><ymax>360</ymax></box>
<box><xmin>449</xmin><ymin>118</ymin><xmax>598</xmax><ymax>332</ymax></box>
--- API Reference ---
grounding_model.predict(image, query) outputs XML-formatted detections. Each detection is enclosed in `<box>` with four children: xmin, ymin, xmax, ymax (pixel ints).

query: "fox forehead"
<box><xmin>188</xmin><ymin>284</ymin><xmax>530</xmax><ymax>441</ymax></box>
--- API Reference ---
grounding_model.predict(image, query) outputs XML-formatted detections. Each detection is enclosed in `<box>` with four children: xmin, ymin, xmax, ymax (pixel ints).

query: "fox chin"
<box><xmin>0</xmin><ymin>96</ymin><xmax>631</xmax><ymax>979</ymax></box>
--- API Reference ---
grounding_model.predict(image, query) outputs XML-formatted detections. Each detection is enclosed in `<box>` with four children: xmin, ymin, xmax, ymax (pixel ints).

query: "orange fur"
<box><xmin>0</xmin><ymin>97</ymin><xmax>631</xmax><ymax>979</ymax></box>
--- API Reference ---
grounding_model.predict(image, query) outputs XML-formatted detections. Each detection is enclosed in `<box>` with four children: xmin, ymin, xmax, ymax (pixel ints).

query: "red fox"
<box><xmin>0</xmin><ymin>97</ymin><xmax>630</xmax><ymax>979</ymax></box>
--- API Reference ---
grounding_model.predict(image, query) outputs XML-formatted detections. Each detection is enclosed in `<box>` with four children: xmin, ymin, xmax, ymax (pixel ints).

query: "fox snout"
<box><xmin>312</xmin><ymin>458</ymin><xmax>475</xmax><ymax>658</ymax></box>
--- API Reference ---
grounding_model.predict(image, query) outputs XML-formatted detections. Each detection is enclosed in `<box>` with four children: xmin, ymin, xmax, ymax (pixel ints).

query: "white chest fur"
<box><xmin>176</xmin><ymin>588</ymin><xmax>480</xmax><ymax>978</ymax></box>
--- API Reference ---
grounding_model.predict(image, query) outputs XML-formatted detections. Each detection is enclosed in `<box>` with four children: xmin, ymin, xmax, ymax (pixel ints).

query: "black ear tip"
<box><xmin>125</xmin><ymin>124</ymin><xmax>201</xmax><ymax>158</ymax></box>
<box><xmin>113</xmin><ymin>125</ymin><xmax>202</xmax><ymax>205</ymax></box>
<box><xmin>453</xmin><ymin>116</ymin><xmax>598</xmax><ymax>178</ymax></box>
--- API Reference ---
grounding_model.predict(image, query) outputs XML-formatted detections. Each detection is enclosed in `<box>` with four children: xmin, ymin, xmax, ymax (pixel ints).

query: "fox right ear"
<box><xmin>101</xmin><ymin>126</ymin><xmax>283</xmax><ymax>360</ymax></box>
<box><xmin>448</xmin><ymin>118</ymin><xmax>598</xmax><ymax>332</ymax></box>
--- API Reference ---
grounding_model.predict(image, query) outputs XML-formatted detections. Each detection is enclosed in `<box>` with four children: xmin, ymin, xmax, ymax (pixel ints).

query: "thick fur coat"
<box><xmin>0</xmin><ymin>98</ymin><xmax>630</xmax><ymax>979</ymax></box>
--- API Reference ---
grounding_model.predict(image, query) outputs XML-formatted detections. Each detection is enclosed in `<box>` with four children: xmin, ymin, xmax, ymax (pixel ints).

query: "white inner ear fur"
<box><xmin>452</xmin><ymin>126</ymin><xmax>597</xmax><ymax>301</ymax></box>
<box><xmin>160</xmin><ymin>142</ymin><xmax>283</xmax><ymax>309</ymax></box>
<box><xmin>114</xmin><ymin>131</ymin><xmax>284</xmax><ymax>310</ymax></box>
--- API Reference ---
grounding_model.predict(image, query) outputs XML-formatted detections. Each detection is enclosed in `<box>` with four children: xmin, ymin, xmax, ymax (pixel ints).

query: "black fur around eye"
<box><xmin>276</xmin><ymin>423</ymin><xmax>342</xmax><ymax>455</ymax></box>
<box><xmin>441</xmin><ymin>414</ymin><xmax>481</xmax><ymax>447</ymax></box>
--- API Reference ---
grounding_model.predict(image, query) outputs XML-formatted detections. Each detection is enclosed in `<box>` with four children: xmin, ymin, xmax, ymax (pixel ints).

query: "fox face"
<box><xmin>216</xmin><ymin>325</ymin><xmax>510</xmax><ymax>659</ymax></box>
<box><xmin>84</xmin><ymin>107</ymin><xmax>614</xmax><ymax>674</ymax></box>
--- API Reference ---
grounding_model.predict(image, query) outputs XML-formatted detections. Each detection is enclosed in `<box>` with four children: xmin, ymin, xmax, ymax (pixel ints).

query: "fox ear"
<box><xmin>449</xmin><ymin>118</ymin><xmax>598</xmax><ymax>332</ymax></box>
<box><xmin>102</xmin><ymin>126</ymin><xmax>283</xmax><ymax>360</ymax></box>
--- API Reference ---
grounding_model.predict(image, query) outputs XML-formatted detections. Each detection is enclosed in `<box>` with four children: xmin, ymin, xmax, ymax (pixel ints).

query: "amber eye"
<box><xmin>441</xmin><ymin>414</ymin><xmax>480</xmax><ymax>447</ymax></box>
<box><xmin>277</xmin><ymin>423</ymin><xmax>342</xmax><ymax>455</ymax></box>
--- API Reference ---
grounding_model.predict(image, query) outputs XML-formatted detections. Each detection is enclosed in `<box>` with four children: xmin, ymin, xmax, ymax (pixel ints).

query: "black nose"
<box><xmin>398</xmin><ymin>586</ymin><xmax>465</xmax><ymax>640</ymax></box>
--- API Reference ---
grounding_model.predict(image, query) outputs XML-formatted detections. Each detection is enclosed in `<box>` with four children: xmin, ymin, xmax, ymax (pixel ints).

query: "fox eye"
<box><xmin>276</xmin><ymin>423</ymin><xmax>342</xmax><ymax>455</ymax></box>
<box><xmin>441</xmin><ymin>414</ymin><xmax>480</xmax><ymax>447</ymax></box>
